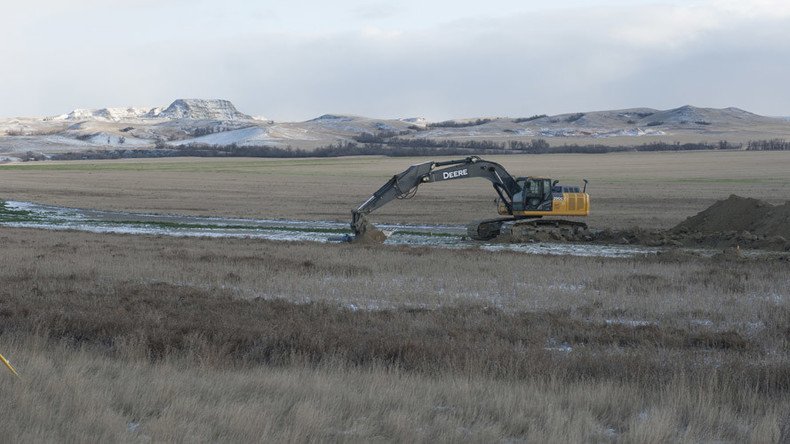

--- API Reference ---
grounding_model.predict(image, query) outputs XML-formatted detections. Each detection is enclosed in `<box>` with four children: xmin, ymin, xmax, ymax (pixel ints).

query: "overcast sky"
<box><xmin>2</xmin><ymin>0</ymin><xmax>790</xmax><ymax>120</ymax></box>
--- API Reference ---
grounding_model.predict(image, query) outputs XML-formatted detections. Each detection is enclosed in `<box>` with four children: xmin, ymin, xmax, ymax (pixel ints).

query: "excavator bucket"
<box><xmin>351</xmin><ymin>213</ymin><xmax>388</xmax><ymax>243</ymax></box>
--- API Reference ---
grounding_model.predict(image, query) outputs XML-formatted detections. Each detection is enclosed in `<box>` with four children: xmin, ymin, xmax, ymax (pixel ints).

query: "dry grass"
<box><xmin>1</xmin><ymin>227</ymin><xmax>787</xmax><ymax>319</ymax></box>
<box><xmin>0</xmin><ymin>227</ymin><xmax>788</xmax><ymax>441</ymax></box>
<box><xmin>1</xmin><ymin>334</ymin><xmax>785</xmax><ymax>443</ymax></box>
<box><xmin>1</xmin><ymin>151</ymin><xmax>789</xmax><ymax>229</ymax></box>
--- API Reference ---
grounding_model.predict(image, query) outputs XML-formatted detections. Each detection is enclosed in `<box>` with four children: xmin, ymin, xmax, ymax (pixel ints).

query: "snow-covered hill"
<box><xmin>155</xmin><ymin>99</ymin><xmax>252</xmax><ymax>121</ymax></box>
<box><xmin>49</xmin><ymin>99</ymin><xmax>252</xmax><ymax>122</ymax></box>
<box><xmin>52</xmin><ymin>107</ymin><xmax>154</xmax><ymax>122</ymax></box>
<box><xmin>2</xmin><ymin>101</ymin><xmax>789</xmax><ymax>156</ymax></box>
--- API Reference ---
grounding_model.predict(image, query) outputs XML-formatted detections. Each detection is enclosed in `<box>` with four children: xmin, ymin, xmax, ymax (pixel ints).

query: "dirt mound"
<box><xmin>757</xmin><ymin>201</ymin><xmax>790</xmax><ymax>239</ymax></box>
<box><xmin>673</xmin><ymin>195</ymin><xmax>790</xmax><ymax>239</ymax></box>
<box><xmin>673</xmin><ymin>195</ymin><xmax>769</xmax><ymax>234</ymax></box>
<box><xmin>496</xmin><ymin>195</ymin><xmax>789</xmax><ymax>252</ymax></box>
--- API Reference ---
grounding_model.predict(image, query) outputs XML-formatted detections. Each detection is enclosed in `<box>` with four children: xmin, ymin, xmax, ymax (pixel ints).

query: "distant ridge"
<box><xmin>3</xmin><ymin>101</ymin><xmax>789</xmax><ymax>158</ymax></box>
<box><xmin>51</xmin><ymin>99</ymin><xmax>252</xmax><ymax>122</ymax></box>
<box><xmin>39</xmin><ymin>102</ymin><xmax>785</xmax><ymax>126</ymax></box>
<box><xmin>53</xmin><ymin>107</ymin><xmax>153</xmax><ymax>122</ymax></box>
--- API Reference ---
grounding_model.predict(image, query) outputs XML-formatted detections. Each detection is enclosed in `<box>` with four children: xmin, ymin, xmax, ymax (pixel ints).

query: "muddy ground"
<box><xmin>2</xmin><ymin>194</ymin><xmax>789</xmax><ymax>255</ymax></box>
<box><xmin>496</xmin><ymin>195</ymin><xmax>790</xmax><ymax>252</ymax></box>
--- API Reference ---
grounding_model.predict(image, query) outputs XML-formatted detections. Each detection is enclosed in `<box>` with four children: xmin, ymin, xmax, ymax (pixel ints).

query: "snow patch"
<box><xmin>49</xmin><ymin>99</ymin><xmax>253</xmax><ymax>122</ymax></box>
<box><xmin>53</xmin><ymin>107</ymin><xmax>155</xmax><ymax>122</ymax></box>
<box><xmin>400</xmin><ymin>117</ymin><xmax>428</xmax><ymax>127</ymax></box>
<box><xmin>168</xmin><ymin>126</ymin><xmax>281</xmax><ymax>147</ymax></box>
<box><xmin>538</xmin><ymin>127</ymin><xmax>666</xmax><ymax>138</ymax></box>
<box><xmin>87</xmin><ymin>133</ymin><xmax>149</xmax><ymax>146</ymax></box>
<box><xmin>545</xmin><ymin>338</ymin><xmax>573</xmax><ymax>353</ymax></box>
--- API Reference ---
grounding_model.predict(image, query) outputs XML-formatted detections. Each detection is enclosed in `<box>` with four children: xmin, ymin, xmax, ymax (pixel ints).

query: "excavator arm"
<box><xmin>351</xmin><ymin>156</ymin><xmax>518</xmax><ymax>235</ymax></box>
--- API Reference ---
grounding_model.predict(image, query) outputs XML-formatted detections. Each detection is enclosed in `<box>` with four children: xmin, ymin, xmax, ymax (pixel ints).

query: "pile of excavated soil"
<box><xmin>668</xmin><ymin>195</ymin><xmax>790</xmax><ymax>249</ymax></box>
<box><xmin>495</xmin><ymin>195</ymin><xmax>790</xmax><ymax>251</ymax></box>
<box><xmin>672</xmin><ymin>194</ymin><xmax>790</xmax><ymax>238</ymax></box>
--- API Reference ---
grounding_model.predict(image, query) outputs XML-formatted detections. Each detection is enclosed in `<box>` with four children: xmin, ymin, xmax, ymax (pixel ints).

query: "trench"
<box><xmin>0</xmin><ymin>200</ymin><xmax>659</xmax><ymax>258</ymax></box>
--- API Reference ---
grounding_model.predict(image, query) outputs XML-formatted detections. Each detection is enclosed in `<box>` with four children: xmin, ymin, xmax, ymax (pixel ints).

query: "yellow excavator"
<box><xmin>351</xmin><ymin>156</ymin><xmax>589</xmax><ymax>241</ymax></box>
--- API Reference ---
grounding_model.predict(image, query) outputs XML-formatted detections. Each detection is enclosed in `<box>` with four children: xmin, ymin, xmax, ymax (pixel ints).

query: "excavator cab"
<box><xmin>502</xmin><ymin>177</ymin><xmax>589</xmax><ymax>218</ymax></box>
<box><xmin>511</xmin><ymin>178</ymin><xmax>553</xmax><ymax>212</ymax></box>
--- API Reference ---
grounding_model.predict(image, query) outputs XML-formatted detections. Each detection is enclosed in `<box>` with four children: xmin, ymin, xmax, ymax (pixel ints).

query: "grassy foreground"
<box><xmin>0</xmin><ymin>227</ymin><xmax>788</xmax><ymax>441</ymax></box>
<box><xmin>1</xmin><ymin>335</ymin><xmax>785</xmax><ymax>442</ymax></box>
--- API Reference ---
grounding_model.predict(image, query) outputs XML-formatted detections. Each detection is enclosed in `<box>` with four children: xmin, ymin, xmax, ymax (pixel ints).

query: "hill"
<box><xmin>1</xmin><ymin>101</ymin><xmax>789</xmax><ymax>160</ymax></box>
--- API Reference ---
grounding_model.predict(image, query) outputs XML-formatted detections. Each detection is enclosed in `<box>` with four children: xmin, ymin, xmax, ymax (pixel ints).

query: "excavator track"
<box><xmin>466</xmin><ymin>217</ymin><xmax>517</xmax><ymax>240</ymax></box>
<box><xmin>468</xmin><ymin>218</ymin><xmax>588</xmax><ymax>241</ymax></box>
<box><xmin>500</xmin><ymin>219</ymin><xmax>589</xmax><ymax>242</ymax></box>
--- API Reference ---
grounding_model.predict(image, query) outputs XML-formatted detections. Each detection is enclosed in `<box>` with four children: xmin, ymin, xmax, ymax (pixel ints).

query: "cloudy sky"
<box><xmin>2</xmin><ymin>0</ymin><xmax>790</xmax><ymax>120</ymax></box>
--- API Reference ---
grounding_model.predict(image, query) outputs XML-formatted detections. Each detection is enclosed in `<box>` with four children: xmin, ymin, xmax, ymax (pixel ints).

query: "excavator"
<box><xmin>351</xmin><ymin>156</ymin><xmax>589</xmax><ymax>241</ymax></box>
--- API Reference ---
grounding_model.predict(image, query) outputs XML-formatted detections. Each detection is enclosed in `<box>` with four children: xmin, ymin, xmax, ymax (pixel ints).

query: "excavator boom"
<box><xmin>351</xmin><ymin>156</ymin><xmax>517</xmax><ymax>234</ymax></box>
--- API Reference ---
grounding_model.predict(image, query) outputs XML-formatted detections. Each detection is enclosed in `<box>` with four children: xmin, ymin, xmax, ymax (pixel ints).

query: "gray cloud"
<box><xmin>1</xmin><ymin>1</ymin><xmax>789</xmax><ymax>120</ymax></box>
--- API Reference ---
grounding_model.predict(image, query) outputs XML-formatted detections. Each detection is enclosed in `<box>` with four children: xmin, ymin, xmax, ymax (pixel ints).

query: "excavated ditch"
<box><xmin>0</xmin><ymin>200</ymin><xmax>655</xmax><ymax>258</ymax></box>
<box><xmin>1</xmin><ymin>195</ymin><xmax>787</xmax><ymax>258</ymax></box>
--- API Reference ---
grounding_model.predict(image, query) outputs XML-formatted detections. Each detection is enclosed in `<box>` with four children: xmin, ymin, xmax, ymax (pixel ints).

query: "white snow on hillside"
<box><xmin>304</xmin><ymin>115</ymin><xmax>406</xmax><ymax>134</ymax></box>
<box><xmin>168</xmin><ymin>126</ymin><xmax>281</xmax><ymax>147</ymax></box>
<box><xmin>3</xmin><ymin>101</ymin><xmax>788</xmax><ymax>154</ymax></box>
<box><xmin>53</xmin><ymin>107</ymin><xmax>155</xmax><ymax>122</ymax></box>
<box><xmin>538</xmin><ymin>127</ymin><xmax>666</xmax><ymax>138</ymax></box>
<box><xmin>155</xmin><ymin>99</ymin><xmax>252</xmax><ymax>120</ymax></box>
<box><xmin>267</xmin><ymin>125</ymin><xmax>322</xmax><ymax>141</ymax></box>
<box><xmin>400</xmin><ymin>117</ymin><xmax>428</xmax><ymax>127</ymax></box>
<box><xmin>49</xmin><ymin>99</ymin><xmax>253</xmax><ymax>122</ymax></box>
<box><xmin>86</xmin><ymin>133</ymin><xmax>150</xmax><ymax>146</ymax></box>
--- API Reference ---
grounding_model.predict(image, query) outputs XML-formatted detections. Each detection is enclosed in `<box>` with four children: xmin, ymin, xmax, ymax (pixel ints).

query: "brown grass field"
<box><xmin>1</xmin><ymin>151</ymin><xmax>789</xmax><ymax>229</ymax></box>
<box><xmin>1</xmin><ymin>152</ymin><xmax>789</xmax><ymax>441</ymax></box>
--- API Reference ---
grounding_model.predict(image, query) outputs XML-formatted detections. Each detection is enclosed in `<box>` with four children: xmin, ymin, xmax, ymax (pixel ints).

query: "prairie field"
<box><xmin>1</xmin><ymin>152</ymin><xmax>789</xmax><ymax>442</ymax></box>
<box><xmin>1</xmin><ymin>151</ymin><xmax>789</xmax><ymax>229</ymax></box>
